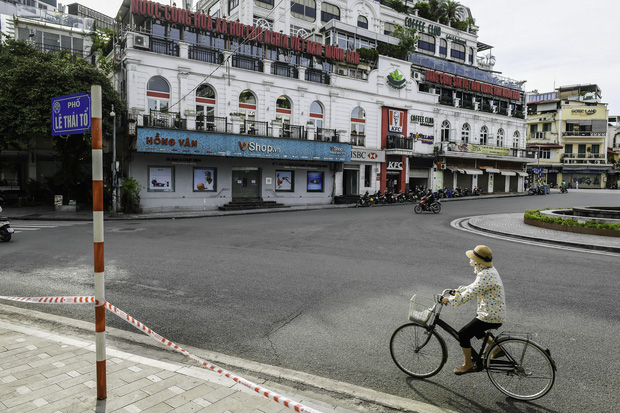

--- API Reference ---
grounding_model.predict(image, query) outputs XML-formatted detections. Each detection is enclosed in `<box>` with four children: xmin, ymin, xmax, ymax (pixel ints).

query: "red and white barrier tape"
<box><xmin>0</xmin><ymin>296</ymin><xmax>322</xmax><ymax>413</ymax></box>
<box><xmin>0</xmin><ymin>296</ymin><xmax>96</xmax><ymax>304</ymax></box>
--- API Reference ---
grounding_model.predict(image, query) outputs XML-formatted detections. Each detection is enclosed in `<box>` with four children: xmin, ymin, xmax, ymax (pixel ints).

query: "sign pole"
<box><xmin>91</xmin><ymin>85</ymin><xmax>106</xmax><ymax>400</ymax></box>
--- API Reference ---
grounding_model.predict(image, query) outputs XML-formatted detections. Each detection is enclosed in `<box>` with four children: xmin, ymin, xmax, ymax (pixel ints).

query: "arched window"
<box><xmin>441</xmin><ymin>120</ymin><xmax>450</xmax><ymax>142</ymax></box>
<box><xmin>321</xmin><ymin>3</ymin><xmax>339</xmax><ymax>24</ymax></box>
<box><xmin>418</xmin><ymin>34</ymin><xmax>436</xmax><ymax>56</ymax></box>
<box><xmin>351</xmin><ymin>106</ymin><xmax>366</xmax><ymax>146</ymax></box>
<box><xmin>480</xmin><ymin>125</ymin><xmax>489</xmax><ymax>145</ymax></box>
<box><xmin>291</xmin><ymin>0</ymin><xmax>316</xmax><ymax>22</ymax></box>
<box><xmin>276</xmin><ymin>96</ymin><xmax>292</xmax><ymax>136</ymax></box>
<box><xmin>195</xmin><ymin>84</ymin><xmax>216</xmax><ymax>131</ymax></box>
<box><xmin>497</xmin><ymin>128</ymin><xmax>505</xmax><ymax>147</ymax></box>
<box><xmin>357</xmin><ymin>15</ymin><xmax>368</xmax><ymax>29</ymax></box>
<box><xmin>439</xmin><ymin>39</ymin><xmax>447</xmax><ymax>57</ymax></box>
<box><xmin>468</xmin><ymin>47</ymin><xmax>474</xmax><ymax>64</ymax></box>
<box><xmin>309</xmin><ymin>101</ymin><xmax>324</xmax><ymax>130</ymax></box>
<box><xmin>147</xmin><ymin>76</ymin><xmax>170</xmax><ymax>112</ymax></box>
<box><xmin>238</xmin><ymin>90</ymin><xmax>256</xmax><ymax>121</ymax></box>
<box><xmin>513</xmin><ymin>131</ymin><xmax>520</xmax><ymax>149</ymax></box>
<box><xmin>451</xmin><ymin>43</ymin><xmax>465</xmax><ymax>61</ymax></box>
<box><xmin>461</xmin><ymin>123</ymin><xmax>470</xmax><ymax>143</ymax></box>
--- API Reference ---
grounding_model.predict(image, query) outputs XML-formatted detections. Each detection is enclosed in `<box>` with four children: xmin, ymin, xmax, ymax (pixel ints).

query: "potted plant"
<box><xmin>121</xmin><ymin>177</ymin><xmax>143</xmax><ymax>213</ymax></box>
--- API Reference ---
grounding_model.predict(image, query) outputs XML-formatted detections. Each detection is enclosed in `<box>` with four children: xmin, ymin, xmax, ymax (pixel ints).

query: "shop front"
<box><xmin>349</xmin><ymin>148</ymin><xmax>386</xmax><ymax>195</ymax></box>
<box><xmin>132</xmin><ymin>128</ymin><xmax>351</xmax><ymax>211</ymax></box>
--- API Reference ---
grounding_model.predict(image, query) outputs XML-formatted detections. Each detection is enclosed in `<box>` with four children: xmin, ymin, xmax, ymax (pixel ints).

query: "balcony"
<box><xmin>386</xmin><ymin>135</ymin><xmax>413</xmax><ymax>150</ymax></box>
<box><xmin>349</xmin><ymin>133</ymin><xmax>365</xmax><ymax>146</ymax></box>
<box><xmin>562</xmin><ymin>131</ymin><xmax>606</xmax><ymax>138</ymax></box>
<box><xmin>129</xmin><ymin>112</ymin><xmax>336</xmax><ymax>143</ymax></box>
<box><xmin>316</xmin><ymin>128</ymin><xmax>340</xmax><ymax>142</ymax></box>
<box><xmin>562</xmin><ymin>153</ymin><xmax>607</xmax><ymax>164</ymax></box>
<box><xmin>189</xmin><ymin>45</ymin><xmax>223</xmax><ymax>64</ymax></box>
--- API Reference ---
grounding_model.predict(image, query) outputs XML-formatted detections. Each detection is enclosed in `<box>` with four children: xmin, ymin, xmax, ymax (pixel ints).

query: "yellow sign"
<box><xmin>570</xmin><ymin>108</ymin><xmax>597</xmax><ymax>116</ymax></box>
<box><xmin>455</xmin><ymin>143</ymin><xmax>510</xmax><ymax>156</ymax></box>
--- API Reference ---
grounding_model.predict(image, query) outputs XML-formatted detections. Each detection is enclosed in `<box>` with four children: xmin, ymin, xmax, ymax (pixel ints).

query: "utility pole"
<box><xmin>111</xmin><ymin>105</ymin><xmax>117</xmax><ymax>215</ymax></box>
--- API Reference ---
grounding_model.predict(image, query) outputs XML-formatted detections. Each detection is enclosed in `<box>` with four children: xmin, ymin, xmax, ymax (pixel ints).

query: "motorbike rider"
<box><xmin>561</xmin><ymin>180</ymin><xmax>567</xmax><ymax>192</ymax></box>
<box><xmin>420</xmin><ymin>189</ymin><xmax>435</xmax><ymax>210</ymax></box>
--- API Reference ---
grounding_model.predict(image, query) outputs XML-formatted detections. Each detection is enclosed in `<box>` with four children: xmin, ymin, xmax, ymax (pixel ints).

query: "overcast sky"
<box><xmin>73</xmin><ymin>0</ymin><xmax>620</xmax><ymax>115</ymax></box>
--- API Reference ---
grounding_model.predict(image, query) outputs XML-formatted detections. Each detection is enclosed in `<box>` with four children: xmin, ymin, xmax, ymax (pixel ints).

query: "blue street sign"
<box><xmin>51</xmin><ymin>93</ymin><xmax>91</xmax><ymax>136</ymax></box>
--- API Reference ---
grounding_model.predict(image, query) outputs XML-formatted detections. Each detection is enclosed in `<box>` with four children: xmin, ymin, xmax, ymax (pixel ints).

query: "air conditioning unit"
<box><xmin>134</xmin><ymin>34</ymin><xmax>149</xmax><ymax>49</ymax></box>
<box><xmin>413</xmin><ymin>71</ymin><xmax>422</xmax><ymax>81</ymax></box>
<box><xmin>337</xmin><ymin>68</ymin><xmax>346</xmax><ymax>75</ymax></box>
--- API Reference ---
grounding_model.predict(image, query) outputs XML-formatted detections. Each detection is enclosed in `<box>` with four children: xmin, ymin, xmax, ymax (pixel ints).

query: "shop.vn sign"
<box><xmin>425</xmin><ymin>69</ymin><xmax>521</xmax><ymax>101</ymax></box>
<box><xmin>238</xmin><ymin>140</ymin><xmax>282</xmax><ymax>155</ymax></box>
<box><xmin>387</xmin><ymin>69</ymin><xmax>406</xmax><ymax>89</ymax></box>
<box><xmin>131</xmin><ymin>0</ymin><xmax>359</xmax><ymax>64</ymax></box>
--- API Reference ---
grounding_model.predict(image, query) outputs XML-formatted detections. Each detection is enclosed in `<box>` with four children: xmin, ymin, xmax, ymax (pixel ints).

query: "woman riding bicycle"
<box><xmin>442</xmin><ymin>245</ymin><xmax>506</xmax><ymax>375</ymax></box>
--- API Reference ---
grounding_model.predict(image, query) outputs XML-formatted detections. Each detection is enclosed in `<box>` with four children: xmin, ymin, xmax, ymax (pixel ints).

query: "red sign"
<box><xmin>131</xmin><ymin>0</ymin><xmax>359</xmax><ymax>64</ymax></box>
<box><xmin>425</xmin><ymin>69</ymin><xmax>521</xmax><ymax>101</ymax></box>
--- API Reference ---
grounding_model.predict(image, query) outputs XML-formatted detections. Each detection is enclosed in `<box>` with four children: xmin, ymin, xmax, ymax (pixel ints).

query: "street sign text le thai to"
<box><xmin>51</xmin><ymin>93</ymin><xmax>92</xmax><ymax>136</ymax></box>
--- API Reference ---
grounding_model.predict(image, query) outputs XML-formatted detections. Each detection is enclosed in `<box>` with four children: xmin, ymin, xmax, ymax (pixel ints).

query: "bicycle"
<box><xmin>389</xmin><ymin>290</ymin><xmax>556</xmax><ymax>400</ymax></box>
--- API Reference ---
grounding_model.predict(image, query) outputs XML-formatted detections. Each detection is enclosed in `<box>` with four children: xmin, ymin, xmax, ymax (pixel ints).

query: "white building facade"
<box><xmin>114</xmin><ymin>0</ymin><xmax>529</xmax><ymax>212</ymax></box>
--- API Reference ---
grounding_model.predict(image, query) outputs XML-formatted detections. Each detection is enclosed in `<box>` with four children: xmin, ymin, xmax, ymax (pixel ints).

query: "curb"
<box><xmin>467</xmin><ymin>217</ymin><xmax>620</xmax><ymax>254</ymax></box>
<box><xmin>0</xmin><ymin>303</ymin><xmax>456</xmax><ymax>413</ymax></box>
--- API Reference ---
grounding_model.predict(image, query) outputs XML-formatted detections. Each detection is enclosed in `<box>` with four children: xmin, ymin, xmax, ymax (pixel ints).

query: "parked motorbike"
<box><xmin>394</xmin><ymin>191</ymin><xmax>406</xmax><ymax>203</ymax></box>
<box><xmin>0</xmin><ymin>206</ymin><xmax>14</xmax><ymax>242</ymax></box>
<box><xmin>560</xmin><ymin>186</ymin><xmax>568</xmax><ymax>194</ymax></box>
<box><xmin>414</xmin><ymin>199</ymin><xmax>441</xmax><ymax>214</ymax></box>
<box><xmin>374</xmin><ymin>191</ymin><xmax>388</xmax><ymax>204</ymax></box>
<box><xmin>405</xmin><ymin>190</ymin><xmax>419</xmax><ymax>203</ymax></box>
<box><xmin>356</xmin><ymin>191</ymin><xmax>373</xmax><ymax>207</ymax></box>
<box><xmin>472</xmin><ymin>186</ymin><xmax>483</xmax><ymax>196</ymax></box>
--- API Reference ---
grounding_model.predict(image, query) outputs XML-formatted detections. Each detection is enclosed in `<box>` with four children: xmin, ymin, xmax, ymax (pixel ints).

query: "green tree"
<box><xmin>441</xmin><ymin>0</ymin><xmax>466</xmax><ymax>24</ymax></box>
<box><xmin>0</xmin><ymin>39</ymin><xmax>124</xmax><ymax>204</ymax></box>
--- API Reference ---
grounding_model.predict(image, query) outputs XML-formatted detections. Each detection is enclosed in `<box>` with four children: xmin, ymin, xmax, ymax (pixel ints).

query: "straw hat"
<box><xmin>466</xmin><ymin>245</ymin><xmax>493</xmax><ymax>267</ymax></box>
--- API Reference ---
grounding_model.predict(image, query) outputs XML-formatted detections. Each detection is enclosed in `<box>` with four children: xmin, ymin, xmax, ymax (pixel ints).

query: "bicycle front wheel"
<box><xmin>390</xmin><ymin>323</ymin><xmax>447</xmax><ymax>378</ymax></box>
<box><xmin>414</xmin><ymin>204</ymin><xmax>422</xmax><ymax>214</ymax></box>
<box><xmin>486</xmin><ymin>338</ymin><xmax>556</xmax><ymax>400</ymax></box>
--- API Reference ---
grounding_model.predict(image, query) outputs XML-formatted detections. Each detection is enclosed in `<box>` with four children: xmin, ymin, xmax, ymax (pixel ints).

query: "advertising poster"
<box><xmin>388</xmin><ymin>109</ymin><xmax>404</xmax><ymax>133</ymax></box>
<box><xmin>307</xmin><ymin>171</ymin><xmax>324</xmax><ymax>192</ymax></box>
<box><xmin>148</xmin><ymin>166</ymin><xmax>174</xmax><ymax>191</ymax></box>
<box><xmin>193</xmin><ymin>168</ymin><xmax>217</xmax><ymax>191</ymax></box>
<box><xmin>275</xmin><ymin>170</ymin><xmax>294</xmax><ymax>191</ymax></box>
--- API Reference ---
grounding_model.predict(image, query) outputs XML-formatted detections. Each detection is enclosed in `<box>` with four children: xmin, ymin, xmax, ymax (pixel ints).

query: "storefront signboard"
<box><xmin>137</xmin><ymin>128</ymin><xmax>351</xmax><ymax>162</ymax></box>
<box><xmin>425</xmin><ymin>69</ymin><xmax>521</xmax><ymax>101</ymax></box>
<box><xmin>410</xmin><ymin>115</ymin><xmax>434</xmax><ymax>127</ymax></box>
<box><xmin>456</xmin><ymin>142</ymin><xmax>510</xmax><ymax>156</ymax></box>
<box><xmin>388</xmin><ymin>109</ymin><xmax>405</xmax><ymax>132</ymax></box>
<box><xmin>410</xmin><ymin>132</ymin><xmax>435</xmax><ymax>144</ymax></box>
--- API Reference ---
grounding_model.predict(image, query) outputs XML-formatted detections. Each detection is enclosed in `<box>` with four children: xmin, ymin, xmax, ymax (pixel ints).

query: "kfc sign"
<box><xmin>388</xmin><ymin>109</ymin><xmax>404</xmax><ymax>133</ymax></box>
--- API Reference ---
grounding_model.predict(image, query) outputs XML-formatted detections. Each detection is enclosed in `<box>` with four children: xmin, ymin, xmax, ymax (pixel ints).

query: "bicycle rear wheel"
<box><xmin>390</xmin><ymin>323</ymin><xmax>447</xmax><ymax>378</ymax></box>
<box><xmin>486</xmin><ymin>338</ymin><xmax>556</xmax><ymax>400</ymax></box>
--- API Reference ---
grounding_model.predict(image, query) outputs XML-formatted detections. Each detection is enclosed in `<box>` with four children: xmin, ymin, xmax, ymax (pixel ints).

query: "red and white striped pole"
<box><xmin>91</xmin><ymin>85</ymin><xmax>106</xmax><ymax>399</ymax></box>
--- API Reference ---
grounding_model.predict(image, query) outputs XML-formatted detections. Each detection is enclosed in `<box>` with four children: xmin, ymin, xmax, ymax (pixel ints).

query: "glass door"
<box><xmin>232</xmin><ymin>168</ymin><xmax>261</xmax><ymax>199</ymax></box>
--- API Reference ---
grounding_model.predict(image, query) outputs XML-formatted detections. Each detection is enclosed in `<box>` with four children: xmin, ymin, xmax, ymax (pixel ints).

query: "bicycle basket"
<box><xmin>408</xmin><ymin>294</ymin><xmax>434</xmax><ymax>325</ymax></box>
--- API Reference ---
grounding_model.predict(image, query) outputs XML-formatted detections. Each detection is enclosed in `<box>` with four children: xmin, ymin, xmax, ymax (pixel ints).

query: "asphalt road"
<box><xmin>1</xmin><ymin>191</ymin><xmax>619</xmax><ymax>412</ymax></box>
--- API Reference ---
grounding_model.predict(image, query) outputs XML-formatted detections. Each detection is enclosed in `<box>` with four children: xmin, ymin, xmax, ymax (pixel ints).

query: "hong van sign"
<box><xmin>51</xmin><ymin>93</ymin><xmax>91</xmax><ymax>136</ymax></box>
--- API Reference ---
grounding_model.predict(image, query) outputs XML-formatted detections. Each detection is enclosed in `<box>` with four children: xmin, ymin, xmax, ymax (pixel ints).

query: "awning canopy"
<box><xmin>458</xmin><ymin>168</ymin><xmax>483</xmax><ymax>175</ymax></box>
<box><xmin>484</xmin><ymin>168</ymin><xmax>500</xmax><ymax>173</ymax></box>
<box><xmin>500</xmin><ymin>171</ymin><xmax>517</xmax><ymax>176</ymax></box>
<box><xmin>516</xmin><ymin>171</ymin><xmax>528</xmax><ymax>177</ymax></box>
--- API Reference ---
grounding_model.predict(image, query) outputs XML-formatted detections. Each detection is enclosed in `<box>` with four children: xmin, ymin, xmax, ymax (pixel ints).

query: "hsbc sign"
<box><xmin>351</xmin><ymin>149</ymin><xmax>385</xmax><ymax>163</ymax></box>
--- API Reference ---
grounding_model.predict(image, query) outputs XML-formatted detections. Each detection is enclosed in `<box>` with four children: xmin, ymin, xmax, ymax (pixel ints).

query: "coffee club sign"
<box><xmin>131</xmin><ymin>0</ymin><xmax>359</xmax><ymax>64</ymax></box>
<box><xmin>425</xmin><ymin>69</ymin><xmax>521</xmax><ymax>101</ymax></box>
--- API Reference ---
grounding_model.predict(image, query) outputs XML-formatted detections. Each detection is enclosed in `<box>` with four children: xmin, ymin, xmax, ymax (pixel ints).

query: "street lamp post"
<box><xmin>110</xmin><ymin>105</ymin><xmax>117</xmax><ymax>215</ymax></box>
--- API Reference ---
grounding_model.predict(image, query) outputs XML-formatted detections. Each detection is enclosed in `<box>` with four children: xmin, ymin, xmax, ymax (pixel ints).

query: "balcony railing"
<box><xmin>240</xmin><ymin>120</ymin><xmax>270</xmax><ymax>137</ymax></box>
<box><xmin>439</xmin><ymin>96</ymin><xmax>453</xmax><ymax>106</ymax></box>
<box><xmin>143</xmin><ymin>110</ymin><xmax>186</xmax><ymax>129</ymax></box>
<box><xmin>129</xmin><ymin>113</ymin><xmax>345</xmax><ymax>144</ymax></box>
<box><xmin>272</xmin><ymin>62</ymin><xmax>298</xmax><ymax>78</ymax></box>
<box><xmin>562</xmin><ymin>131</ymin><xmax>606</xmax><ymax>137</ymax></box>
<box><xmin>189</xmin><ymin>45</ymin><xmax>223</xmax><ymax>64</ymax></box>
<box><xmin>386</xmin><ymin>135</ymin><xmax>413</xmax><ymax>150</ymax></box>
<box><xmin>196</xmin><ymin>116</ymin><xmax>228</xmax><ymax>133</ymax></box>
<box><xmin>151</xmin><ymin>37</ymin><xmax>179</xmax><ymax>56</ymax></box>
<box><xmin>349</xmin><ymin>133</ymin><xmax>365</xmax><ymax>146</ymax></box>
<box><xmin>562</xmin><ymin>153</ymin><xmax>607</xmax><ymax>162</ymax></box>
<box><xmin>306</xmin><ymin>68</ymin><xmax>330</xmax><ymax>84</ymax></box>
<box><xmin>232</xmin><ymin>55</ymin><xmax>263</xmax><ymax>72</ymax></box>
<box><xmin>316</xmin><ymin>128</ymin><xmax>339</xmax><ymax>142</ymax></box>
<box><xmin>442</xmin><ymin>141</ymin><xmax>529</xmax><ymax>158</ymax></box>
<box><xmin>31</xmin><ymin>42</ymin><xmax>85</xmax><ymax>58</ymax></box>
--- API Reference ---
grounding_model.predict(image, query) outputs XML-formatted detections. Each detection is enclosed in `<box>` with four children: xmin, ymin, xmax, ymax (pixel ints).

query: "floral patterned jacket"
<box><xmin>447</xmin><ymin>266</ymin><xmax>506</xmax><ymax>324</ymax></box>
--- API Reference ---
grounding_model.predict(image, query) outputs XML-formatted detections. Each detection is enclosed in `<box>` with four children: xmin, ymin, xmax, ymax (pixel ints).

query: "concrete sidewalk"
<box><xmin>0</xmin><ymin>303</ymin><xmax>454</xmax><ymax>413</ymax></box>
